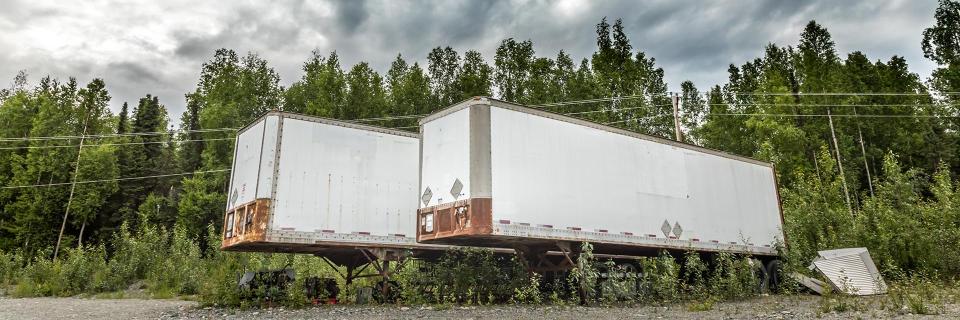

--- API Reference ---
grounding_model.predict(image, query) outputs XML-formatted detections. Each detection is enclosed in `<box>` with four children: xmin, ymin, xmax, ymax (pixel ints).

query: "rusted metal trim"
<box><xmin>417</xmin><ymin>197</ymin><xmax>493</xmax><ymax>242</ymax></box>
<box><xmin>221</xmin><ymin>198</ymin><xmax>271</xmax><ymax>250</ymax></box>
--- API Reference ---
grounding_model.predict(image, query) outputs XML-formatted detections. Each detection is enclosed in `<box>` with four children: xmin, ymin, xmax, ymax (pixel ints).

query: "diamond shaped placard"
<box><xmin>421</xmin><ymin>187</ymin><xmax>433</xmax><ymax>206</ymax></box>
<box><xmin>450</xmin><ymin>178</ymin><xmax>463</xmax><ymax>199</ymax></box>
<box><xmin>661</xmin><ymin>220</ymin><xmax>671</xmax><ymax>237</ymax></box>
<box><xmin>672</xmin><ymin>222</ymin><xmax>683</xmax><ymax>238</ymax></box>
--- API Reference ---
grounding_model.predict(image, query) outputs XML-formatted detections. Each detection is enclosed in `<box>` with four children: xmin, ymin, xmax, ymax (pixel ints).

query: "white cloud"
<box><xmin>0</xmin><ymin>0</ymin><xmax>943</xmax><ymax>125</ymax></box>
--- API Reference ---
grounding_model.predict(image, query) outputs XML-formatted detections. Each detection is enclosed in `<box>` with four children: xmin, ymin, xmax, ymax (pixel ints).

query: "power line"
<box><xmin>603</xmin><ymin>114</ymin><xmax>671</xmax><ymax>125</ymax></box>
<box><xmin>0</xmin><ymin>137</ymin><xmax>235</xmax><ymax>151</ymax></box>
<box><xmin>0</xmin><ymin>127</ymin><xmax>238</xmax><ymax>143</ymax></box>
<box><xmin>564</xmin><ymin>104</ymin><xmax>672</xmax><ymax>116</ymax></box>
<box><xmin>0</xmin><ymin>114</ymin><xmax>437</xmax><ymax>142</ymax></box>
<box><xmin>1</xmin><ymin>169</ymin><xmax>230</xmax><ymax>190</ymax></box>
<box><xmin>712</xmin><ymin>92</ymin><xmax>957</xmax><ymax>96</ymax></box>
<box><xmin>705</xmin><ymin>113</ymin><xmax>959</xmax><ymax>119</ymax></box>
<box><xmin>13</xmin><ymin>91</ymin><xmax>946</xmax><ymax>146</ymax></box>
<box><xmin>703</xmin><ymin>103</ymin><xmax>943</xmax><ymax>108</ymax></box>
<box><xmin>530</xmin><ymin>94</ymin><xmax>670</xmax><ymax>108</ymax></box>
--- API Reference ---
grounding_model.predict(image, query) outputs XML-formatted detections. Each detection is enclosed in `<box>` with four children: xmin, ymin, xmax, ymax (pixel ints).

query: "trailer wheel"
<box><xmin>765</xmin><ymin>260</ymin><xmax>782</xmax><ymax>293</ymax></box>
<box><xmin>752</xmin><ymin>259</ymin><xmax>770</xmax><ymax>294</ymax></box>
<box><xmin>618</xmin><ymin>263</ymin><xmax>641</xmax><ymax>295</ymax></box>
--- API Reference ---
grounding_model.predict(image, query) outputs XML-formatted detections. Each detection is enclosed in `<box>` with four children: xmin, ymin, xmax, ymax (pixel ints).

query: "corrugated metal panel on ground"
<box><xmin>811</xmin><ymin>247</ymin><xmax>887</xmax><ymax>295</ymax></box>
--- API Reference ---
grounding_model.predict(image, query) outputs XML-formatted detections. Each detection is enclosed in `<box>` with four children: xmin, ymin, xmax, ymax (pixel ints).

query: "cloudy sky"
<box><xmin>0</xmin><ymin>0</ymin><xmax>941</xmax><ymax>125</ymax></box>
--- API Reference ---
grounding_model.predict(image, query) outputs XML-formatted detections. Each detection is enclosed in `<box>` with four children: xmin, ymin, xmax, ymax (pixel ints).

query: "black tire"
<box><xmin>752</xmin><ymin>258</ymin><xmax>770</xmax><ymax>294</ymax></box>
<box><xmin>765</xmin><ymin>260</ymin><xmax>782</xmax><ymax>293</ymax></box>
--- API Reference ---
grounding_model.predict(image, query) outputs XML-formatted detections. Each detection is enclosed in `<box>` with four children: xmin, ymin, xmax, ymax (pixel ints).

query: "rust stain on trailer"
<box><xmin>417</xmin><ymin>197</ymin><xmax>492</xmax><ymax>242</ymax></box>
<box><xmin>221</xmin><ymin>199</ymin><xmax>271</xmax><ymax>250</ymax></box>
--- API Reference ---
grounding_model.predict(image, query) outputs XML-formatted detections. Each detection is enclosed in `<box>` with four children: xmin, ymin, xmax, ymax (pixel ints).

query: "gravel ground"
<box><xmin>0</xmin><ymin>296</ymin><xmax>195</xmax><ymax>320</ymax></box>
<box><xmin>165</xmin><ymin>295</ymin><xmax>959</xmax><ymax>319</ymax></box>
<box><xmin>0</xmin><ymin>294</ymin><xmax>956</xmax><ymax>319</ymax></box>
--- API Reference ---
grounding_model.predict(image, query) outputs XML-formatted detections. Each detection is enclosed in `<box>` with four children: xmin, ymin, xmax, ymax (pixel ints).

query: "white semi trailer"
<box><xmin>221</xmin><ymin>111</ymin><xmax>439</xmax><ymax>281</ymax></box>
<box><xmin>417</xmin><ymin>97</ymin><xmax>785</xmax><ymax>271</ymax></box>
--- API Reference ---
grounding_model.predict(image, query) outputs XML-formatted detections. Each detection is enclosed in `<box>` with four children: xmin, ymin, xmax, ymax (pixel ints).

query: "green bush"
<box><xmin>638</xmin><ymin>251</ymin><xmax>680</xmax><ymax>303</ymax></box>
<box><xmin>598</xmin><ymin>260</ymin><xmax>638</xmax><ymax>304</ymax></box>
<box><xmin>57</xmin><ymin>246</ymin><xmax>109</xmax><ymax>295</ymax></box>
<box><xmin>510</xmin><ymin>273</ymin><xmax>543</xmax><ymax>305</ymax></box>
<box><xmin>682</xmin><ymin>251</ymin><xmax>709</xmax><ymax>299</ymax></box>
<box><xmin>13</xmin><ymin>257</ymin><xmax>60</xmax><ymax>297</ymax></box>
<box><xmin>0</xmin><ymin>249</ymin><xmax>24</xmax><ymax>286</ymax></box>
<box><xmin>884</xmin><ymin>275</ymin><xmax>947</xmax><ymax>315</ymax></box>
<box><xmin>395</xmin><ymin>247</ymin><xmax>531</xmax><ymax>305</ymax></box>
<box><xmin>197</xmin><ymin>225</ymin><xmax>244</xmax><ymax>306</ymax></box>
<box><xmin>146</xmin><ymin>225</ymin><xmax>202</xmax><ymax>297</ymax></box>
<box><xmin>105</xmin><ymin>222</ymin><xmax>167</xmax><ymax>291</ymax></box>
<box><xmin>567</xmin><ymin>242</ymin><xmax>598</xmax><ymax>304</ymax></box>
<box><xmin>707</xmin><ymin>253</ymin><xmax>757</xmax><ymax>300</ymax></box>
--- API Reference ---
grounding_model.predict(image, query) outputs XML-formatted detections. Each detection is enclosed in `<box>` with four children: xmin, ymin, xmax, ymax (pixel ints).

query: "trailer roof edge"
<box><xmin>424</xmin><ymin>97</ymin><xmax>773</xmax><ymax>168</ymax></box>
<box><xmin>419</xmin><ymin>96</ymin><xmax>491</xmax><ymax>125</ymax></box>
<box><xmin>239</xmin><ymin>110</ymin><xmax>420</xmax><ymax>138</ymax></box>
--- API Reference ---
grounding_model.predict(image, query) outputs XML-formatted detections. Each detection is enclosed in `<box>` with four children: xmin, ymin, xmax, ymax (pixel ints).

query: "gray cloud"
<box><xmin>0</xmin><ymin>0</ymin><xmax>943</xmax><ymax>126</ymax></box>
<box><xmin>107</xmin><ymin>62</ymin><xmax>160</xmax><ymax>84</ymax></box>
<box><xmin>332</xmin><ymin>0</ymin><xmax>370</xmax><ymax>33</ymax></box>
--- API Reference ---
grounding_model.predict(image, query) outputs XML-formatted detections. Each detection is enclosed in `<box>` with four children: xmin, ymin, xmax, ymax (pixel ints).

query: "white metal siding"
<box><xmin>487</xmin><ymin>106</ymin><xmax>782</xmax><ymax>246</ymax></box>
<box><xmin>271</xmin><ymin>118</ymin><xmax>420</xmax><ymax>236</ymax></box>
<box><xmin>256</xmin><ymin>115</ymin><xmax>279</xmax><ymax>199</ymax></box>
<box><xmin>227</xmin><ymin>119</ymin><xmax>266</xmax><ymax>211</ymax></box>
<box><xmin>813</xmin><ymin>248</ymin><xmax>887</xmax><ymax>295</ymax></box>
<box><xmin>419</xmin><ymin>107</ymin><xmax>472</xmax><ymax>207</ymax></box>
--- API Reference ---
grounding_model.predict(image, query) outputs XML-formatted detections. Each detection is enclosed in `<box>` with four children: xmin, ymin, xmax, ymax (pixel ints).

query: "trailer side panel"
<box><xmin>418</xmin><ymin>99</ymin><xmax>784</xmax><ymax>256</ymax></box>
<box><xmin>271</xmin><ymin>117</ymin><xmax>420</xmax><ymax>237</ymax></box>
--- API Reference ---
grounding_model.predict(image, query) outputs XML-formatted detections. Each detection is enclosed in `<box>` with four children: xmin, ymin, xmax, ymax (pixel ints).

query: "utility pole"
<box><xmin>853</xmin><ymin>106</ymin><xmax>874</xmax><ymax>197</ymax></box>
<box><xmin>54</xmin><ymin>116</ymin><xmax>88</xmax><ymax>260</ymax></box>
<box><xmin>827</xmin><ymin>108</ymin><xmax>854</xmax><ymax>219</ymax></box>
<box><xmin>672</xmin><ymin>92</ymin><xmax>682</xmax><ymax>142</ymax></box>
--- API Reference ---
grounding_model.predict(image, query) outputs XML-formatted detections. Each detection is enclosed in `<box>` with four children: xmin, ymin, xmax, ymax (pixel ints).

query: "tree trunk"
<box><xmin>77</xmin><ymin>219</ymin><xmax>86</xmax><ymax>248</ymax></box>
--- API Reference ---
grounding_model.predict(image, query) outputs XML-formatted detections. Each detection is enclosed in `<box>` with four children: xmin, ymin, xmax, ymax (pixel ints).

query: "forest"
<box><xmin>0</xmin><ymin>0</ymin><xmax>958</xmax><ymax>309</ymax></box>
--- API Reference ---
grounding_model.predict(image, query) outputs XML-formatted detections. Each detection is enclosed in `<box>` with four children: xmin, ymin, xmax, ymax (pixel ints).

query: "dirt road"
<box><xmin>0</xmin><ymin>295</ymin><xmax>956</xmax><ymax>319</ymax></box>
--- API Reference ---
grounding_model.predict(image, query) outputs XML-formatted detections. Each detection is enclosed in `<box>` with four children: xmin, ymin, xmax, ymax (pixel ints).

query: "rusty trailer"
<box><xmin>222</xmin><ymin>111</ymin><xmax>451</xmax><ymax>286</ymax></box>
<box><xmin>417</xmin><ymin>97</ymin><xmax>786</xmax><ymax>270</ymax></box>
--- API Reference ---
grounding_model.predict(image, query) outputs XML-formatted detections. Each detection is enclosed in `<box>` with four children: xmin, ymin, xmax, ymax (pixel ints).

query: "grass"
<box><xmin>883</xmin><ymin>276</ymin><xmax>951</xmax><ymax>315</ymax></box>
<box><xmin>686</xmin><ymin>298</ymin><xmax>716</xmax><ymax>311</ymax></box>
